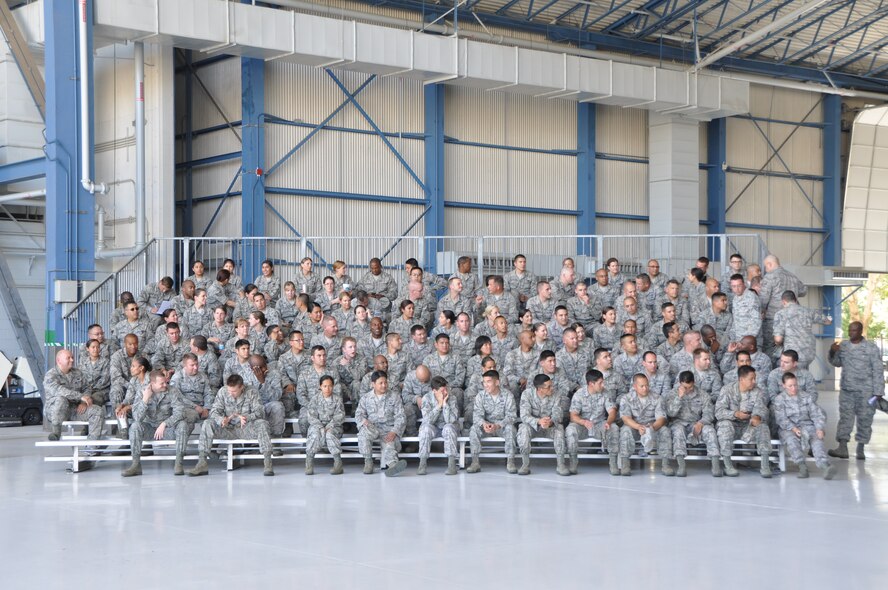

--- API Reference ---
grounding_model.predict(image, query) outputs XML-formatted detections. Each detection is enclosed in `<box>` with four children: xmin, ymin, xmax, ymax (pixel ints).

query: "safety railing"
<box><xmin>61</xmin><ymin>233</ymin><xmax>768</xmax><ymax>351</ymax></box>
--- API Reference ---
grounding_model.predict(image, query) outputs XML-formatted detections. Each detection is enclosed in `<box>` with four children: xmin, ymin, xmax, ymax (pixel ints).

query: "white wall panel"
<box><xmin>596</xmin><ymin>159</ymin><xmax>648</xmax><ymax>216</ymax></box>
<box><xmin>597</xmin><ymin>105</ymin><xmax>648</xmax><ymax>157</ymax></box>
<box><xmin>191</xmin><ymin>57</ymin><xmax>241</xmax><ymax>130</ymax></box>
<box><xmin>749</xmin><ymin>84</ymin><xmax>822</xmax><ymax>122</ymax></box>
<box><xmin>192</xmin><ymin>196</ymin><xmax>242</xmax><ymax>238</ymax></box>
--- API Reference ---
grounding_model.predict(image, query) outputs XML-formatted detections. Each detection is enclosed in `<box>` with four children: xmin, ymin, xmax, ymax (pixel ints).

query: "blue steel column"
<box><xmin>822</xmin><ymin>94</ymin><xmax>842</xmax><ymax>338</ymax></box>
<box><xmin>183</xmin><ymin>50</ymin><xmax>194</xmax><ymax>237</ymax></box>
<box><xmin>707</xmin><ymin>117</ymin><xmax>727</xmax><ymax>261</ymax></box>
<box><xmin>241</xmin><ymin>57</ymin><xmax>265</xmax><ymax>282</ymax></box>
<box><xmin>576</xmin><ymin>102</ymin><xmax>596</xmax><ymax>256</ymax></box>
<box><xmin>44</xmin><ymin>0</ymin><xmax>96</xmax><ymax>345</ymax></box>
<box><xmin>424</xmin><ymin>83</ymin><xmax>445</xmax><ymax>274</ymax></box>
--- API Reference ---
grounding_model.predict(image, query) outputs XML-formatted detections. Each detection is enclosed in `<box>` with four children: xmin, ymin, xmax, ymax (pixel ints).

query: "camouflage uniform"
<box><xmin>766</xmin><ymin>367</ymin><xmax>818</xmax><ymax>404</ymax></box>
<box><xmin>129</xmin><ymin>385</ymin><xmax>190</xmax><ymax>461</ymax></box>
<box><xmin>526</xmin><ymin>296</ymin><xmax>556</xmax><ymax>323</ymax></box>
<box><xmin>223</xmin><ymin>357</ymin><xmax>259</xmax><ymax>387</ymax></box>
<box><xmin>491</xmin><ymin>333</ymin><xmax>519</xmax><ymax>361</ymax></box>
<box><xmin>256</xmin><ymin>369</ymin><xmax>285</xmax><ymax>436</ymax></box>
<box><xmin>618</xmin><ymin>391</ymin><xmax>669</xmax><ymax>457</ymax></box>
<box><xmin>310</xmin><ymin>334</ymin><xmax>343</xmax><ymax>363</ymax></box>
<box><xmin>714</xmin><ymin>382</ymin><xmax>772</xmax><ymax>457</ymax></box>
<box><xmin>294</xmin><ymin>272</ymin><xmax>321</xmax><ymax>297</ymax></box>
<box><xmin>503</xmin><ymin>270</ymin><xmax>537</xmax><ymax>302</ymax></box>
<box><xmin>567</xmin><ymin>295</ymin><xmax>601</xmax><ymax>327</ymax></box>
<box><xmin>356</xmin><ymin>390</ymin><xmax>406</xmax><ymax>466</ymax></box>
<box><xmin>612</xmin><ymin>352</ymin><xmax>643</xmax><ymax>384</ymax></box>
<box><xmin>357</xmin><ymin>336</ymin><xmax>386</xmax><ymax>366</ymax></box>
<box><xmin>729</xmin><ymin>289</ymin><xmax>762</xmax><ymax>342</ymax></box>
<box><xmin>758</xmin><ymin>266</ymin><xmax>807</xmax><ymax>357</ymax></box>
<box><xmin>400</xmin><ymin>371</ymin><xmax>431</xmax><ymax>436</ymax></box>
<box><xmin>662</xmin><ymin>387</ymin><xmax>719</xmax><ymax>457</ymax></box>
<box><xmin>591</xmin><ymin>323</ymin><xmax>620</xmax><ymax>352</ymax></box>
<box><xmin>113</xmin><ymin>317</ymin><xmax>154</xmax><ymax>350</ymax></box>
<box><xmin>470</xmin><ymin>387</ymin><xmax>518</xmax><ymax>458</ymax></box>
<box><xmin>476</xmin><ymin>291</ymin><xmax>519</xmax><ymax>324</ymax></box>
<box><xmin>198</xmin><ymin>386</ymin><xmax>272</xmax><ymax>455</ymax></box>
<box><xmin>182</xmin><ymin>305</ymin><xmax>212</xmax><ymax>337</ymax></box>
<box><xmin>688</xmin><ymin>367</ymin><xmax>723</xmax><ymax>403</ymax></box>
<box><xmin>669</xmin><ymin>349</ymin><xmax>694</xmax><ymax>379</ymax></box>
<box><xmin>384</xmin><ymin>351</ymin><xmax>410</xmax><ymax>392</ymax></box>
<box><xmin>694</xmin><ymin>308</ymin><xmax>733</xmax><ymax>343</ymax></box>
<box><xmin>254</xmin><ymin>275</ymin><xmax>281</xmax><ymax>304</ymax></box>
<box><xmin>436</xmin><ymin>293</ymin><xmax>474</xmax><ymax>322</ymax></box>
<box><xmin>551</xmin><ymin>280</ymin><xmax>576</xmax><ymax>307</ymax></box>
<box><xmin>356</xmin><ymin>271</ymin><xmax>398</xmax><ymax>303</ymax></box>
<box><xmin>565</xmin><ymin>388</ymin><xmax>619</xmax><ymax>456</ymax></box>
<box><xmin>773</xmin><ymin>303</ymin><xmax>829</xmax><ymax>368</ymax></box>
<box><xmin>187</xmin><ymin>273</ymin><xmax>213</xmax><ymax>292</ymax></box>
<box><xmin>337</xmin><ymin>355</ymin><xmax>369</xmax><ymax>409</ymax></box>
<box><xmin>643</xmin><ymin>368</ymin><xmax>672</xmax><ymax>398</ymax></box>
<box><xmin>278</xmin><ymin>349</ymin><xmax>307</xmax><ymax>418</ymax></box>
<box><xmin>206</xmin><ymin>281</ymin><xmax>230</xmax><ymax>313</ymax></box>
<box><xmin>276</xmin><ymin>298</ymin><xmax>300</xmax><ymax>327</ymax></box>
<box><xmin>296</xmin><ymin>366</ymin><xmax>340</xmax><ymax>434</ymax></box>
<box><xmin>151</xmin><ymin>340</ymin><xmax>191</xmax><ymax>372</ymax></box>
<box><xmin>517</xmin><ymin>387</ymin><xmax>565</xmax><ymax>456</ymax></box>
<box><xmin>263</xmin><ymin>340</ymin><xmax>288</xmax><ymax>364</ymax></box>
<box><xmin>828</xmin><ymin>338</ymin><xmax>884</xmax><ymax>444</ymax></box>
<box><xmin>655</xmin><ymin>294</ymin><xmax>690</xmax><ymax>327</ymax></box>
<box><xmin>170</xmin><ymin>370</ymin><xmax>214</xmax><ymax>425</ymax></box>
<box><xmin>44</xmin><ymin>368</ymin><xmax>106</xmax><ymax>439</ymax></box>
<box><xmin>78</xmin><ymin>356</ymin><xmax>111</xmax><ymax>405</ymax></box>
<box><xmin>772</xmin><ymin>391</ymin><xmax>830</xmax><ymax>469</ymax></box>
<box><xmin>418</xmin><ymin>390</ymin><xmax>460</xmax><ymax>459</ymax></box>
<box><xmin>719</xmin><ymin>351</ymin><xmax>771</xmax><ymax>390</ymax></box>
<box><xmin>306</xmin><ymin>394</ymin><xmax>345</xmax><ymax>457</ymax></box>
<box><xmin>109</xmin><ymin>349</ymin><xmax>136</xmax><ymax>406</ymax></box>
<box><xmin>616</xmin><ymin>310</ymin><xmax>652</xmax><ymax>341</ymax></box>
<box><xmin>503</xmin><ymin>348</ymin><xmax>537</xmax><ymax>394</ymax></box>
<box><xmin>555</xmin><ymin>348</ymin><xmax>592</xmax><ymax>393</ymax></box>
<box><xmin>423</xmin><ymin>352</ymin><xmax>467</xmax><ymax>411</ymax></box>
<box><xmin>404</xmin><ymin>341</ymin><xmax>433</xmax><ymax>371</ymax></box>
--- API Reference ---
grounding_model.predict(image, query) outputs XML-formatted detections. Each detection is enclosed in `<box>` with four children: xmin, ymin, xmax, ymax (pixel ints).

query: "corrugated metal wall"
<box><xmin>596</xmin><ymin>105</ymin><xmax>650</xmax><ymax>229</ymax></box>
<box><xmin>726</xmin><ymin>85</ymin><xmax>826</xmax><ymax>265</ymax></box>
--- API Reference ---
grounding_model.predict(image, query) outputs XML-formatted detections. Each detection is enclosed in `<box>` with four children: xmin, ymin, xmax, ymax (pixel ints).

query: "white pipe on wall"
<box><xmin>79</xmin><ymin>0</ymin><xmax>107</xmax><ymax>195</ymax></box>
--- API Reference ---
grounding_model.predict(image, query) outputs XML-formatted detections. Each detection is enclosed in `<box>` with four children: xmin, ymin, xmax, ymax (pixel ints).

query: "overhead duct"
<box><xmin>93</xmin><ymin>0</ymin><xmax>749</xmax><ymax>120</ymax></box>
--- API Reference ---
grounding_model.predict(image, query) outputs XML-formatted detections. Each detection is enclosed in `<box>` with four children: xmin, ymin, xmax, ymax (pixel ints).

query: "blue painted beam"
<box><xmin>823</xmin><ymin>94</ymin><xmax>842</xmax><ymax>267</ymax></box>
<box><xmin>175</xmin><ymin>151</ymin><xmax>242</xmax><ymax>170</ymax></box>
<box><xmin>44</xmin><ymin>0</ymin><xmax>96</xmax><ymax>346</ymax></box>
<box><xmin>175</xmin><ymin>120</ymin><xmax>243</xmax><ymax>140</ymax></box>
<box><xmin>725</xmin><ymin>167</ymin><xmax>827</xmax><ymax>182</ymax></box>
<box><xmin>266</xmin><ymin>187</ymin><xmax>427</xmax><ymax>206</ymax></box>
<box><xmin>733</xmin><ymin>114</ymin><xmax>826</xmax><ymax>129</ymax></box>
<box><xmin>263</xmin><ymin>114</ymin><xmax>424</xmax><ymax>141</ymax></box>
<box><xmin>725</xmin><ymin>222</ymin><xmax>828</xmax><ymax>234</ymax></box>
<box><xmin>241</xmin><ymin>54</ymin><xmax>265</xmax><ymax>282</ymax></box>
<box><xmin>596</xmin><ymin>212</ymin><xmax>650</xmax><ymax>221</ymax></box>
<box><xmin>423</xmin><ymin>84</ymin><xmax>445</xmax><ymax>273</ymax></box>
<box><xmin>576</xmin><ymin>102</ymin><xmax>595</xmax><ymax>255</ymax></box>
<box><xmin>174</xmin><ymin>54</ymin><xmax>233</xmax><ymax>74</ymax></box>
<box><xmin>603</xmin><ymin>0</ymin><xmax>669</xmax><ymax>34</ymax></box>
<box><xmin>444</xmin><ymin>201</ymin><xmax>580</xmax><ymax>216</ymax></box>
<box><xmin>707</xmin><ymin>118</ymin><xmax>726</xmax><ymax>261</ymax></box>
<box><xmin>0</xmin><ymin>157</ymin><xmax>45</xmax><ymax>184</ymax></box>
<box><xmin>634</xmin><ymin>0</ymin><xmax>707</xmax><ymax>39</ymax></box>
<box><xmin>445</xmin><ymin>137</ymin><xmax>578</xmax><ymax>156</ymax></box>
<box><xmin>782</xmin><ymin>6</ymin><xmax>888</xmax><ymax>66</ymax></box>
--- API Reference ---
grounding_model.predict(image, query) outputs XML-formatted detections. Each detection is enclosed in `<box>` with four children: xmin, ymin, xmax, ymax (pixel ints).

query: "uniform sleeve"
<box><xmin>392</xmin><ymin>397</ymin><xmax>406</xmax><ymax>435</ymax></box>
<box><xmin>752</xmin><ymin>390</ymin><xmax>769</xmax><ymax>420</ymax></box>
<box><xmin>44</xmin><ymin>371</ymin><xmax>85</xmax><ymax>402</ymax></box>
<box><xmin>421</xmin><ymin>394</ymin><xmax>441</xmax><ymax>424</ymax></box>
<box><xmin>549</xmin><ymin>395</ymin><xmax>563</xmax><ymax>423</ymax></box>
<box><xmin>714</xmin><ymin>387</ymin><xmax>735</xmax><ymax>422</ymax></box>
<box><xmin>700</xmin><ymin>394</ymin><xmax>714</xmax><ymax>425</ymax></box>
<box><xmin>519</xmin><ymin>390</ymin><xmax>538</xmax><ymax>428</ymax></box>
<box><xmin>329</xmin><ymin>398</ymin><xmax>346</xmax><ymax>429</ymax></box>
<box><xmin>664</xmin><ymin>393</ymin><xmax>682</xmax><ymax>418</ymax></box>
<box><xmin>210</xmin><ymin>388</ymin><xmax>227</xmax><ymax>425</ymax></box>
<box><xmin>828</xmin><ymin>345</ymin><xmax>843</xmax><ymax>368</ymax></box>
<box><xmin>809</xmin><ymin>397</ymin><xmax>827</xmax><ymax>431</ymax></box>
<box><xmin>870</xmin><ymin>343</ymin><xmax>885</xmax><ymax>396</ymax></box>
<box><xmin>771</xmin><ymin>396</ymin><xmax>792</xmax><ymax>431</ymax></box>
<box><xmin>245</xmin><ymin>389</ymin><xmax>264</xmax><ymax>421</ymax></box>
<box><xmin>443</xmin><ymin>396</ymin><xmax>459</xmax><ymax>425</ymax></box>
<box><xmin>166</xmin><ymin>387</ymin><xmax>186</xmax><ymax>427</ymax></box>
<box><xmin>307</xmin><ymin>399</ymin><xmax>322</xmax><ymax>428</ymax></box>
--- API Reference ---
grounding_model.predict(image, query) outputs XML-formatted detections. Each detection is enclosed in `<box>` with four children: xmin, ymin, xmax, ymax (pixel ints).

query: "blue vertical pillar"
<box><xmin>707</xmin><ymin>117</ymin><xmax>727</xmax><ymax>261</ymax></box>
<box><xmin>241</xmin><ymin>57</ymin><xmax>265</xmax><ymax>282</ymax></box>
<box><xmin>822</xmin><ymin>94</ymin><xmax>843</xmax><ymax>338</ymax></box>
<box><xmin>44</xmin><ymin>0</ymin><xmax>96</xmax><ymax>345</ymax></box>
<box><xmin>183</xmin><ymin>50</ymin><xmax>194</xmax><ymax>237</ymax></box>
<box><xmin>576</xmin><ymin>102</ymin><xmax>596</xmax><ymax>256</ymax></box>
<box><xmin>424</xmin><ymin>83</ymin><xmax>445</xmax><ymax>274</ymax></box>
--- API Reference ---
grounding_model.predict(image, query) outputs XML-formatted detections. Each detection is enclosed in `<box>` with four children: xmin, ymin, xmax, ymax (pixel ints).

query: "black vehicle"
<box><xmin>0</xmin><ymin>376</ymin><xmax>43</xmax><ymax>426</ymax></box>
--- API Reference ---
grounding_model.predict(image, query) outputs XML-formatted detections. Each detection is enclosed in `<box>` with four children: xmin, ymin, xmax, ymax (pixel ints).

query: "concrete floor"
<box><xmin>2</xmin><ymin>389</ymin><xmax>887</xmax><ymax>589</ymax></box>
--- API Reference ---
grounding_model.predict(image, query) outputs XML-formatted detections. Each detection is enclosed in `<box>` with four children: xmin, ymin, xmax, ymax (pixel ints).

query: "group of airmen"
<box><xmin>43</xmin><ymin>251</ymin><xmax>884</xmax><ymax>479</ymax></box>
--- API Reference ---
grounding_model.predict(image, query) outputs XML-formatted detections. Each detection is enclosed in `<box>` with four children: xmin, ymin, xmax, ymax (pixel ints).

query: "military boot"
<box><xmin>173</xmin><ymin>459</ymin><xmax>185</xmax><ymax>476</ymax></box>
<box><xmin>722</xmin><ymin>456</ymin><xmax>738</xmax><ymax>477</ymax></box>
<box><xmin>263</xmin><ymin>454</ymin><xmax>274</xmax><ymax>476</ymax></box>
<box><xmin>823</xmin><ymin>463</ymin><xmax>836</xmax><ymax>480</ymax></box>
<box><xmin>305</xmin><ymin>456</ymin><xmax>314</xmax><ymax>476</ymax></box>
<box><xmin>48</xmin><ymin>425</ymin><xmax>62</xmax><ymax>442</ymax></box>
<box><xmin>661</xmin><ymin>458</ymin><xmax>675</xmax><ymax>476</ymax></box>
<box><xmin>121</xmin><ymin>459</ymin><xmax>142</xmax><ymax>477</ymax></box>
<box><xmin>568</xmin><ymin>454</ymin><xmax>579</xmax><ymax>475</ymax></box>
<box><xmin>676</xmin><ymin>456</ymin><xmax>687</xmax><ymax>478</ymax></box>
<box><xmin>797</xmin><ymin>462</ymin><xmax>809</xmax><ymax>479</ymax></box>
<box><xmin>828</xmin><ymin>442</ymin><xmax>848</xmax><ymax>459</ymax></box>
<box><xmin>711</xmin><ymin>457</ymin><xmax>722</xmax><ymax>477</ymax></box>
<box><xmin>188</xmin><ymin>454</ymin><xmax>209</xmax><ymax>476</ymax></box>
<box><xmin>331</xmin><ymin>455</ymin><xmax>343</xmax><ymax>475</ymax></box>
<box><xmin>506</xmin><ymin>457</ymin><xmax>517</xmax><ymax>474</ymax></box>
<box><xmin>556</xmin><ymin>455</ymin><xmax>570</xmax><ymax>476</ymax></box>
<box><xmin>620</xmin><ymin>457</ymin><xmax>631</xmax><ymax>476</ymax></box>
<box><xmin>856</xmin><ymin>443</ymin><xmax>866</xmax><ymax>460</ymax></box>
<box><xmin>417</xmin><ymin>457</ymin><xmax>428</xmax><ymax>476</ymax></box>
<box><xmin>385</xmin><ymin>459</ymin><xmax>407</xmax><ymax>477</ymax></box>
<box><xmin>466</xmin><ymin>455</ymin><xmax>481</xmax><ymax>473</ymax></box>
<box><xmin>518</xmin><ymin>454</ymin><xmax>531</xmax><ymax>475</ymax></box>
<box><xmin>608</xmin><ymin>455</ymin><xmax>619</xmax><ymax>476</ymax></box>
<box><xmin>363</xmin><ymin>456</ymin><xmax>374</xmax><ymax>474</ymax></box>
<box><xmin>759</xmin><ymin>455</ymin><xmax>772</xmax><ymax>479</ymax></box>
<box><xmin>445</xmin><ymin>457</ymin><xmax>458</xmax><ymax>475</ymax></box>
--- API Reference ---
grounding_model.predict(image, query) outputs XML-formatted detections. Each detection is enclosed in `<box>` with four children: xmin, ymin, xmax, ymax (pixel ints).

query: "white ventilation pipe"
<box><xmin>0</xmin><ymin>189</ymin><xmax>47</xmax><ymax>206</ymax></box>
<box><xmin>79</xmin><ymin>0</ymin><xmax>107</xmax><ymax>195</ymax></box>
<box><xmin>95</xmin><ymin>42</ymin><xmax>147</xmax><ymax>260</ymax></box>
<box><xmin>267</xmin><ymin>0</ymin><xmax>888</xmax><ymax>101</ymax></box>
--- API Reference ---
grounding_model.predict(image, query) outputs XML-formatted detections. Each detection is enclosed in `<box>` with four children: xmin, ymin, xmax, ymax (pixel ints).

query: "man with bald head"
<box><xmin>400</xmin><ymin>364</ymin><xmax>432</xmax><ymax>436</ymax></box>
<box><xmin>44</xmin><ymin>350</ymin><xmax>106</xmax><ymax>453</ymax></box>
<box><xmin>670</xmin><ymin>331</ymin><xmax>702</xmax><ymax>377</ymax></box>
<box><xmin>758</xmin><ymin>255</ymin><xmax>807</xmax><ymax>358</ymax></box>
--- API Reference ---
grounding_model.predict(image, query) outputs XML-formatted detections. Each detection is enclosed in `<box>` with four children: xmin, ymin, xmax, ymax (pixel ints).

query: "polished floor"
<box><xmin>2</xmin><ymin>389</ymin><xmax>887</xmax><ymax>589</ymax></box>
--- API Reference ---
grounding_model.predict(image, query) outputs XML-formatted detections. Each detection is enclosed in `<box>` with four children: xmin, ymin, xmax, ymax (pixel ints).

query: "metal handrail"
<box><xmin>62</xmin><ymin>239</ymin><xmax>157</xmax><ymax>320</ymax></box>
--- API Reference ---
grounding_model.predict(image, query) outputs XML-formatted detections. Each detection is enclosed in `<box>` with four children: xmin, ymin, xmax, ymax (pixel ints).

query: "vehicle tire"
<box><xmin>22</xmin><ymin>408</ymin><xmax>42</xmax><ymax>426</ymax></box>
